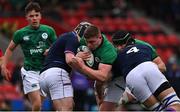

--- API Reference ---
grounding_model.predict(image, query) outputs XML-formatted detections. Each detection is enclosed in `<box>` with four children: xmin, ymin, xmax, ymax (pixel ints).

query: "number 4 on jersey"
<box><xmin>126</xmin><ymin>47</ymin><xmax>139</xmax><ymax>54</ymax></box>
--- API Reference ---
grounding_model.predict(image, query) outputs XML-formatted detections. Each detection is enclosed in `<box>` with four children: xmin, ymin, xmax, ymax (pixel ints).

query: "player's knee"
<box><xmin>62</xmin><ymin>100</ymin><xmax>74</xmax><ymax>111</ymax></box>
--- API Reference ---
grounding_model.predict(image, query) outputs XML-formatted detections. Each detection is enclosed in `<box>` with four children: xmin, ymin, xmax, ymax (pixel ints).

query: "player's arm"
<box><xmin>153</xmin><ymin>56</ymin><xmax>166</xmax><ymax>73</ymax></box>
<box><xmin>43</xmin><ymin>49</ymin><xmax>49</xmax><ymax>56</ymax></box>
<box><xmin>1</xmin><ymin>40</ymin><xmax>17</xmax><ymax>81</ymax></box>
<box><xmin>72</xmin><ymin>57</ymin><xmax>112</xmax><ymax>82</ymax></box>
<box><xmin>65</xmin><ymin>52</ymin><xmax>76</xmax><ymax>67</ymax></box>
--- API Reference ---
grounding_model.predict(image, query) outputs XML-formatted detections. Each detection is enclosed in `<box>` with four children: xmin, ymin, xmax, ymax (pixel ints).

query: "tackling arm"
<box><xmin>71</xmin><ymin>57</ymin><xmax>112</xmax><ymax>82</ymax></box>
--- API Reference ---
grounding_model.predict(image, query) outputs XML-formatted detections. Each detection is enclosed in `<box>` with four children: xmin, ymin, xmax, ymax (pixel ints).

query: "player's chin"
<box><xmin>32</xmin><ymin>23</ymin><xmax>39</xmax><ymax>28</ymax></box>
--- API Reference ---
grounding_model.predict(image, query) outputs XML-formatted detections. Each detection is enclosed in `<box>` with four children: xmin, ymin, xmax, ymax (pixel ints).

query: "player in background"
<box><xmin>1</xmin><ymin>2</ymin><xmax>57</xmax><ymax>111</ymax></box>
<box><xmin>39</xmin><ymin>22</ymin><xmax>91</xmax><ymax>111</ymax></box>
<box><xmin>71</xmin><ymin>25</ymin><xmax>126</xmax><ymax>111</ymax></box>
<box><xmin>111</xmin><ymin>32</ymin><xmax>180</xmax><ymax>111</ymax></box>
<box><xmin>112</xmin><ymin>31</ymin><xmax>166</xmax><ymax>106</ymax></box>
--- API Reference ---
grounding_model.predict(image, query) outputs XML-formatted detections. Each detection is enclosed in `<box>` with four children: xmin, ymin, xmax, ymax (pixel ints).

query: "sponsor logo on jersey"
<box><xmin>42</xmin><ymin>33</ymin><xmax>48</xmax><ymax>39</ymax></box>
<box><xmin>23</xmin><ymin>36</ymin><xmax>30</xmax><ymax>41</ymax></box>
<box><xmin>37</xmin><ymin>41</ymin><xmax>45</xmax><ymax>48</ymax></box>
<box><xmin>30</xmin><ymin>48</ymin><xmax>43</xmax><ymax>55</ymax></box>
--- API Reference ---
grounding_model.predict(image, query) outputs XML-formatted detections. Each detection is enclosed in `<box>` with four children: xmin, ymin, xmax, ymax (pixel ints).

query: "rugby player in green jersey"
<box><xmin>1</xmin><ymin>2</ymin><xmax>56</xmax><ymax>111</ymax></box>
<box><xmin>72</xmin><ymin>25</ymin><xmax>122</xmax><ymax>111</ymax></box>
<box><xmin>72</xmin><ymin>27</ymin><xmax>166</xmax><ymax>110</ymax></box>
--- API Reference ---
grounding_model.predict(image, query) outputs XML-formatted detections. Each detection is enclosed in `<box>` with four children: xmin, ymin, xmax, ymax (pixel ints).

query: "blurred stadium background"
<box><xmin>0</xmin><ymin>0</ymin><xmax>180</xmax><ymax>111</ymax></box>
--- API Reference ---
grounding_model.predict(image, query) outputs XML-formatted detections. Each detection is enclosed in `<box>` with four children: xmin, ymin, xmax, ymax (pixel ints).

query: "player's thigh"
<box><xmin>126</xmin><ymin>69</ymin><xmax>152</xmax><ymax>103</ymax></box>
<box><xmin>45</xmin><ymin>68</ymin><xmax>73</xmax><ymax>100</ymax></box>
<box><xmin>53</xmin><ymin>97</ymin><xmax>74</xmax><ymax>111</ymax></box>
<box><xmin>27</xmin><ymin>90</ymin><xmax>41</xmax><ymax>104</ymax></box>
<box><xmin>144</xmin><ymin>62</ymin><xmax>168</xmax><ymax>93</ymax></box>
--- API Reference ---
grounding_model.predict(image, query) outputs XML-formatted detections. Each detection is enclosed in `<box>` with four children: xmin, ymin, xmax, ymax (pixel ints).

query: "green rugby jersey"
<box><xmin>13</xmin><ymin>24</ymin><xmax>57</xmax><ymax>71</ymax></box>
<box><xmin>135</xmin><ymin>39</ymin><xmax>158</xmax><ymax>59</ymax></box>
<box><xmin>80</xmin><ymin>34</ymin><xmax>117</xmax><ymax>69</ymax></box>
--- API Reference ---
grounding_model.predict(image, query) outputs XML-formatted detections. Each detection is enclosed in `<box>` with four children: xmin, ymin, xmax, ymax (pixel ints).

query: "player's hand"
<box><xmin>76</xmin><ymin>51</ymin><xmax>91</xmax><ymax>61</ymax></box>
<box><xmin>1</xmin><ymin>64</ymin><xmax>11</xmax><ymax>81</ymax></box>
<box><xmin>71</xmin><ymin>57</ymin><xmax>85</xmax><ymax>70</ymax></box>
<box><xmin>43</xmin><ymin>49</ymin><xmax>49</xmax><ymax>56</ymax></box>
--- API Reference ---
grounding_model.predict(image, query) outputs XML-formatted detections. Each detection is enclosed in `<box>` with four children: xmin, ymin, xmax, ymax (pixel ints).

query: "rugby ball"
<box><xmin>77</xmin><ymin>45</ymin><xmax>94</xmax><ymax>67</ymax></box>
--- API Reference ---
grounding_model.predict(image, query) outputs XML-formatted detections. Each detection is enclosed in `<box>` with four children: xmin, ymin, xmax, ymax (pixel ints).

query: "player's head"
<box><xmin>112</xmin><ymin>31</ymin><xmax>134</xmax><ymax>49</ymax></box>
<box><xmin>25</xmin><ymin>2</ymin><xmax>42</xmax><ymax>29</ymax></box>
<box><xmin>83</xmin><ymin>25</ymin><xmax>102</xmax><ymax>50</ymax></box>
<box><xmin>74</xmin><ymin>21</ymin><xmax>91</xmax><ymax>38</ymax></box>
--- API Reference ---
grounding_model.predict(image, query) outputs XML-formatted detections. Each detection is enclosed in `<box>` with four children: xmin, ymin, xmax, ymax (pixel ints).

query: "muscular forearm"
<box><xmin>80</xmin><ymin>65</ymin><xmax>110</xmax><ymax>82</ymax></box>
<box><xmin>3</xmin><ymin>49</ymin><xmax>13</xmax><ymax>66</ymax></box>
<box><xmin>81</xmin><ymin>66</ymin><xmax>108</xmax><ymax>82</ymax></box>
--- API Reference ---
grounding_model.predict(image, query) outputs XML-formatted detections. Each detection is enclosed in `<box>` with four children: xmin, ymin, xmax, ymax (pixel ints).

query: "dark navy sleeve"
<box><xmin>64</xmin><ymin>33</ymin><xmax>79</xmax><ymax>55</ymax></box>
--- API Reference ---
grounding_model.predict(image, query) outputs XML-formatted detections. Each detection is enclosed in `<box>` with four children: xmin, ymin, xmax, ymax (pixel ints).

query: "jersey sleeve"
<box><xmin>12</xmin><ymin>30</ymin><xmax>22</xmax><ymax>45</ymax></box>
<box><xmin>65</xmin><ymin>34</ymin><xmax>79</xmax><ymax>55</ymax></box>
<box><xmin>100</xmin><ymin>47</ymin><xmax>117</xmax><ymax>65</ymax></box>
<box><xmin>48</xmin><ymin>27</ymin><xmax>57</xmax><ymax>43</ymax></box>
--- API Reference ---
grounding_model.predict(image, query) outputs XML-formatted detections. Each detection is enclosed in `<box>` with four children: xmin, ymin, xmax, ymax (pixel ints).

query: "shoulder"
<box><xmin>60</xmin><ymin>32</ymin><xmax>74</xmax><ymax>37</ymax></box>
<box><xmin>15</xmin><ymin>26</ymin><xmax>29</xmax><ymax>33</ymax></box>
<box><xmin>102</xmin><ymin>36</ymin><xmax>116</xmax><ymax>51</ymax></box>
<box><xmin>40</xmin><ymin>24</ymin><xmax>55</xmax><ymax>31</ymax></box>
<box><xmin>135</xmin><ymin>39</ymin><xmax>152</xmax><ymax>47</ymax></box>
<box><xmin>13</xmin><ymin>29</ymin><xmax>24</xmax><ymax>36</ymax></box>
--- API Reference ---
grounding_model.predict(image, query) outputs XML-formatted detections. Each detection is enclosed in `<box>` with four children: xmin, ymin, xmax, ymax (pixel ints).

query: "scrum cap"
<box><xmin>74</xmin><ymin>21</ymin><xmax>91</xmax><ymax>37</ymax></box>
<box><xmin>112</xmin><ymin>31</ymin><xmax>133</xmax><ymax>45</ymax></box>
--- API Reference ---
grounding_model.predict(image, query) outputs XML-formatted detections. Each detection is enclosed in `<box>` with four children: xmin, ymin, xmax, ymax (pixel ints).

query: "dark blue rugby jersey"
<box><xmin>112</xmin><ymin>44</ymin><xmax>153</xmax><ymax>78</ymax></box>
<box><xmin>41</xmin><ymin>31</ymin><xmax>80</xmax><ymax>73</ymax></box>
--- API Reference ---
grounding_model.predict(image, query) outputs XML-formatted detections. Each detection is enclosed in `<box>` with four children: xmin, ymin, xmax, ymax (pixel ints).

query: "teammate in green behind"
<box><xmin>1</xmin><ymin>2</ymin><xmax>56</xmax><ymax>111</ymax></box>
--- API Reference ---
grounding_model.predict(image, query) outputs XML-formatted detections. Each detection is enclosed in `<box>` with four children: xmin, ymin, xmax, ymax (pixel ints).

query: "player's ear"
<box><xmin>98</xmin><ymin>34</ymin><xmax>102</xmax><ymax>39</ymax></box>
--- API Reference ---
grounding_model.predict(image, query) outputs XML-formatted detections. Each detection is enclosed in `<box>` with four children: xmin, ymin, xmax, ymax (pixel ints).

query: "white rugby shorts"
<box><xmin>21</xmin><ymin>67</ymin><xmax>40</xmax><ymax>94</ymax></box>
<box><xmin>39</xmin><ymin>67</ymin><xmax>73</xmax><ymax>100</ymax></box>
<box><xmin>126</xmin><ymin>62</ymin><xmax>168</xmax><ymax>102</ymax></box>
